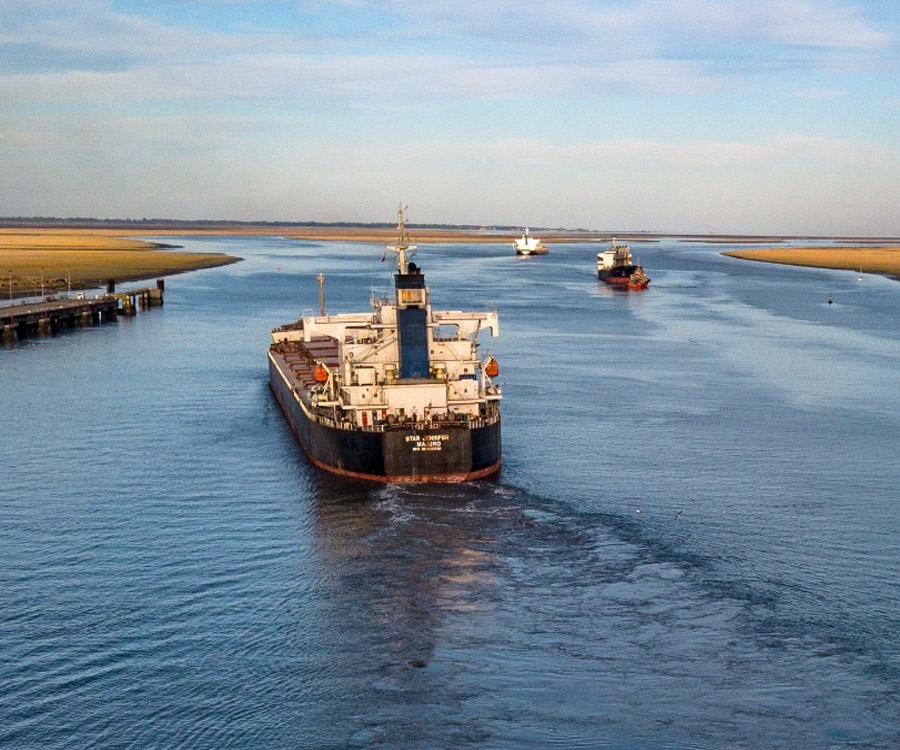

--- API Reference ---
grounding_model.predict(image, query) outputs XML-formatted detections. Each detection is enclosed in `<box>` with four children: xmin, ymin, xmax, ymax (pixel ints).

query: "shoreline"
<box><xmin>5</xmin><ymin>225</ymin><xmax>900</xmax><ymax>298</ymax></box>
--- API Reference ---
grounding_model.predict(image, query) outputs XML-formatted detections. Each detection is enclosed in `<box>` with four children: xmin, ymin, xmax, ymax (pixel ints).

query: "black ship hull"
<box><xmin>598</xmin><ymin>264</ymin><xmax>650</xmax><ymax>289</ymax></box>
<box><xmin>269</xmin><ymin>355</ymin><xmax>501</xmax><ymax>482</ymax></box>
<box><xmin>598</xmin><ymin>265</ymin><xmax>639</xmax><ymax>282</ymax></box>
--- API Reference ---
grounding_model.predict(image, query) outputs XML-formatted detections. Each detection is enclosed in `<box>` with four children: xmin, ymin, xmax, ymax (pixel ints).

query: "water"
<box><xmin>2</xmin><ymin>235</ymin><xmax>899</xmax><ymax>748</ymax></box>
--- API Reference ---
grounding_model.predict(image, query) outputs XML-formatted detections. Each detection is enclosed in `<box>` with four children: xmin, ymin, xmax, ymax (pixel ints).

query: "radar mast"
<box><xmin>386</xmin><ymin>203</ymin><xmax>417</xmax><ymax>274</ymax></box>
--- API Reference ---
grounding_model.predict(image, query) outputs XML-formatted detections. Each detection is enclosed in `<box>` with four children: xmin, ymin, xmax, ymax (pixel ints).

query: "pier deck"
<box><xmin>1</xmin><ymin>282</ymin><xmax>164</xmax><ymax>340</ymax></box>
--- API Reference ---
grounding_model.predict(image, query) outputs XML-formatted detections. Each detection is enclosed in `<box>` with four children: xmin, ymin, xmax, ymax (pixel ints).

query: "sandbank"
<box><xmin>0</xmin><ymin>229</ymin><xmax>240</xmax><ymax>298</ymax></box>
<box><xmin>723</xmin><ymin>246</ymin><xmax>900</xmax><ymax>278</ymax></box>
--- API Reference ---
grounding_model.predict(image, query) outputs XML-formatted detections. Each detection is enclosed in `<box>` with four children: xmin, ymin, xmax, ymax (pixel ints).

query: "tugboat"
<box><xmin>268</xmin><ymin>205</ymin><xmax>502</xmax><ymax>482</ymax></box>
<box><xmin>597</xmin><ymin>237</ymin><xmax>650</xmax><ymax>289</ymax></box>
<box><xmin>513</xmin><ymin>228</ymin><xmax>549</xmax><ymax>256</ymax></box>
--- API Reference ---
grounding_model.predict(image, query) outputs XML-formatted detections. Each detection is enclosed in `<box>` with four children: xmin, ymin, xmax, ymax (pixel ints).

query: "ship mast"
<box><xmin>386</xmin><ymin>203</ymin><xmax>417</xmax><ymax>274</ymax></box>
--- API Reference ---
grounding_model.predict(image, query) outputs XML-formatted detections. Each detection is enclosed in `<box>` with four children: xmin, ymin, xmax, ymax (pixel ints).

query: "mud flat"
<box><xmin>723</xmin><ymin>246</ymin><xmax>900</xmax><ymax>278</ymax></box>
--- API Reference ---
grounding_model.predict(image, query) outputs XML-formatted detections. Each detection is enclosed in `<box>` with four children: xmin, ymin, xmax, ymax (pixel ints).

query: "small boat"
<box><xmin>858</xmin><ymin>267</ymin><xmax>863</xmax><ymax>281</ymax></box>
<box><xmin>513</xmin><ymin>228</ymin><xmax>548</xmax><ymax>256</ymax></box>
<box><xmin>597</xmin><ymin>238</ymin><xmax>650</xmax><ymax>290</ymax></box>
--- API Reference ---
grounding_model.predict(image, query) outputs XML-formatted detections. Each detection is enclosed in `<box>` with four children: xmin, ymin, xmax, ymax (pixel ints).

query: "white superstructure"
<box><xmin>271</xmin><ymin>206</ymin><xmax>502</xmax><ymax>429</ymax></box>
<box><xmin>596</xmin><ymin>237</ymin><xmax>633</xmax><ymax>272</ymax></box>
<box><xmin>513</xmin><ymin>228</ymin><xmax>548</xmax><ymax>256</ymax></box>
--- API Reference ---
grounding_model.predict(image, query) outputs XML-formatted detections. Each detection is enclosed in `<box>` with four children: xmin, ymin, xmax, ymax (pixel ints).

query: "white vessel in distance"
<box><xmin>513</xmin><ymin>228</ymin><xmax>549</xmax><ymax>256</ymax></box>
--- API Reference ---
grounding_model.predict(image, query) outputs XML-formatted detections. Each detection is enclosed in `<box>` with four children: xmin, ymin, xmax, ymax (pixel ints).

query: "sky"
<box><xmin>2</xmin><ymin>0</ymin><xmax>900</xmax><ymax>234</ymax></box>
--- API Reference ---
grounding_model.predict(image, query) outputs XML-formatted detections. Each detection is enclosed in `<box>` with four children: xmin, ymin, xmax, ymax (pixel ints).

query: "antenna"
<box><xmin>385</xmin><ymin>203</ymin><xmax>417</xmax><ymax>274</ymax></box>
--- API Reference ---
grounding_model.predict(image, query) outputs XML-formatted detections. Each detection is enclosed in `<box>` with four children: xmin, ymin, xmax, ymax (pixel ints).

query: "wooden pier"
<box><xmin>2</xmin><ymin>280</ymin><xmax>164</xmax><ymax>340</ymax></box>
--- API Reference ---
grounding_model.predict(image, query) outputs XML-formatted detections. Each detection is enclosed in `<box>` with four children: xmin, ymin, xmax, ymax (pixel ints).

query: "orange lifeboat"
<box><xmin>484</xmin><ymin>356</ymin><xmax>499</xmax><ymax>378</ymax></box>
<box><xmin>314</xmin><ymin>364</ymin><xmax>328</xmax><ymax>383</ymax></box>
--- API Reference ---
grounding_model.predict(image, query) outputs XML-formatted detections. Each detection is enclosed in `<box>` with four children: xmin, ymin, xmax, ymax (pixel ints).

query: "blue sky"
<box><xmin>2</xmin><ymin>0</ymin><xmax>899</xmax><ymax>234</ymax></box>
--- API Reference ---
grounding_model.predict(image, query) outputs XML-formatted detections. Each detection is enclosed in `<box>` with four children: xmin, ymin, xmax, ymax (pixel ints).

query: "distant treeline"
<box><xmin>0</xmin><ymin>216</ymin><xmax>534</xmax><ymax>232</ymax></box>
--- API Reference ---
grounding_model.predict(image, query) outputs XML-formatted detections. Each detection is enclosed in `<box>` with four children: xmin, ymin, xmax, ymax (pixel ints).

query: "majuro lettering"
<box><xmin>406</xmin><ymin>434</ymin><xmax>450</xmax><ymax>452</ymax></box>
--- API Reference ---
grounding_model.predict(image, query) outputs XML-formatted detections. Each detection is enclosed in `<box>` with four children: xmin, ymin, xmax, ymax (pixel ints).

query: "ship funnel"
<box><xmin>388</xmin><ymin>205</ymin><xmax>429</xmax><ymax>379</ymax></box>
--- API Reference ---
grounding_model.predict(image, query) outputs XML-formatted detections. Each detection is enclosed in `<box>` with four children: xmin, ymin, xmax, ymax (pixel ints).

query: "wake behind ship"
<box><xmin>268</xmin><ymin>206</ymin><xmax>502</xmax><ymax>482</ymax></box>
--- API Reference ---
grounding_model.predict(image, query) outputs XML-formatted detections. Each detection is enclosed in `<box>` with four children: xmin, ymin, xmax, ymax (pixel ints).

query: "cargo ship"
<box><xmin>268</xmin><ymin>206</ymin><xmax>502</xmax><ymax>482</ymax></box>
<box><xmin>597</xmin><ymin>238</ymin><xmax>650</xmax><ymax>289</ymax></box>
<box><xmin>513</xmin><ymin>228</ymin><xmax>548</xmax><ymax>256</ymax></box>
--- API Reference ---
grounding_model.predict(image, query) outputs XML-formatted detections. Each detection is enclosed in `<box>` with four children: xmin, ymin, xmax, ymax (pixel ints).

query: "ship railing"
<box><xmin>309</xmin><ymin>409</ymin><xmax>500</xmax><ymax>432</ymax></box>
<box><xmin>272</xmin><ymin>321</ymin><xmax>304</xmax><ymax>334</ymax></box>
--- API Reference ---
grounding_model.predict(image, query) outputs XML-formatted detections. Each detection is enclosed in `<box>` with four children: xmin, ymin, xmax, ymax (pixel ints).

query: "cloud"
<box><xmin>1</xmin><ymin>0</ymin><xmax>898</xmax><ymax>233</ymax></box>
<box><xmin>0</xmin><ymin>0</ymin><xmax>254</xmax><ymax>74</ymax></box>
<box><xmin>0</xmin><ymin>0</ymin><xmax>893</xmax><ymax>130</ymax></box>
<box><xmin>0</xmin><ymin>50</ymin><xmax>722</xmax><ymax>112</ymax></box>
<box><xmin>2</xmin><ymin>114</ymin><xmax>897</xmax><ymax>232</ymax></box>
<box><xmin>2</xmin><ymin>1</ymin><xmax>892</xmax><ymax>84</ymax></box>
<box><xmin>384</xmin><ymin>133</ymin><xmax>881</xmax><ymax>174</ymax></box>
<box><xmin>719</xmin><ymin>0</ymin><xmax>892</xmax><ymax>48</ymax></box>
<box><xmin>338</xmin><ymin>0</ymin><xmax>893</xmax><ymax>50</ymax></box>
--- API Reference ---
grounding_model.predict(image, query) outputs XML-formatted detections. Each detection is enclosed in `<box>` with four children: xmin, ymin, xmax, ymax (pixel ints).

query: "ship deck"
<box><xmin>269</xmin><ymin>337</ymin><xmax>340</xmax><ymax>391</ymax></box>
<box><xmin>269</xmin><ymin>335</ymin><xmax>500</xmax><ymax>432</ymax></box>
